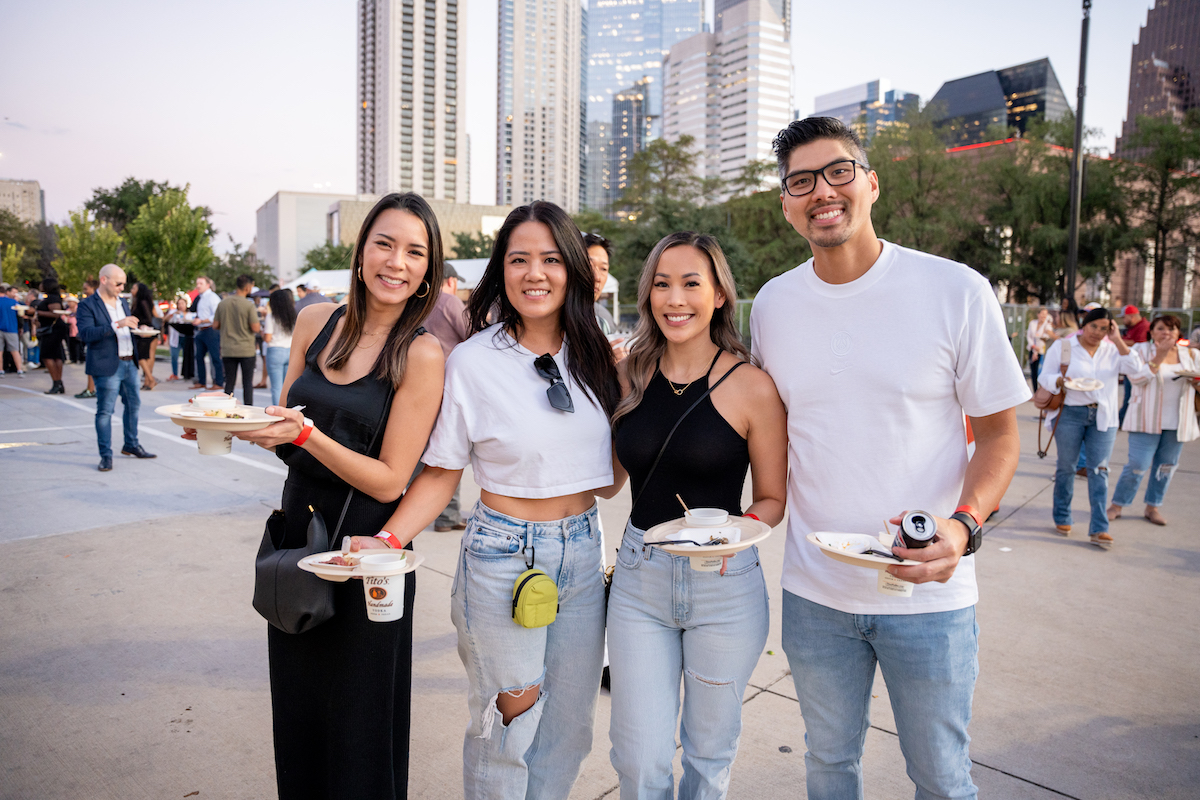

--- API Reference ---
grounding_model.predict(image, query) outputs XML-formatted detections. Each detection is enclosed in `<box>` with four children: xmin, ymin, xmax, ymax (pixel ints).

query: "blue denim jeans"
<box><xmin>193</xmin><ymin>326</ymin><xmax>223</xmax><ymax>386</ymax></box>
<box><xmin>781</xmin><ymin>592</ymin><xmax>979</xmax><ymax>800</ymax></box>
<box><xmin>169</xmin><ymin>344</ymin><xmax>181</xmax><ymax>376</ymax></box>
<box><xmin>1111</xmin><ymin>429</ymin><xmax>1184</xmax><ymax>508</ymax></box>
<box><xmin>1053</xmin><ymin>405</ymin><xmax>1118</xmax><ymax>533</ymax></box>
<box><xmin>450</xmin><ymin>501</ymin><xmax>606</xmax><ymax>800</ymax></box>
<box><xmin>94</xmin><ymin>360</ymin><xmax>142</xmax><ymax>459</ymax></box>
<box><xmin>266</xmin><ymin>345</ymin><xmax>289</xmax><ymax>406</ymax></box>
<box><xmin>607</xmin><ymin>521</ymin><xmax>768</xmax><ymax>800</ymax></box>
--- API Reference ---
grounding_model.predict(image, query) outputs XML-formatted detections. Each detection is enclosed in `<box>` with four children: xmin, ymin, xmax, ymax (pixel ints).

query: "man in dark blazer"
<box><xmin>77</xmin><ymin>263</ymin><xmax>156</xmax><ymax>471</ymax></box>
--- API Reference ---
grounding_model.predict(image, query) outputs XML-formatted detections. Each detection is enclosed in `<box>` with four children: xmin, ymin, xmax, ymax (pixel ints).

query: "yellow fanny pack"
<box><xmin>511</xmin><ymin>532</ymin><xmax>559</xmax><ymax>629</ymax></box>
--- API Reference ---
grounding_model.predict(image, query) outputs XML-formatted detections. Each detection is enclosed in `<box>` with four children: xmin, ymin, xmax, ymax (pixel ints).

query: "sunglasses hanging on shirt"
<box><xmin>534</xmin><ymin>353</ymin><xmax>574</xmax><ymax>413</ymax></box>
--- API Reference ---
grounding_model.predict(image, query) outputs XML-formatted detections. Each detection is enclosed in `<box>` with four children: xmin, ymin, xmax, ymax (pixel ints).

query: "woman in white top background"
<box><xmin>264</xmin><ymin>288</ymin><xmax>297</xmax><ymax>406</ymax></box>
<box><xmin>349</xmin><ymin>201</ymin><xmax>621</xmax><ymax>800</ymax></box>
<box><xmin>1039</xmin><ymin>307</ymin><xmax>1141</xmax><ymax>548</ymax></box>
<box><xmin>1108</xmin><ymin>314</ymin><xmax>1200</xmax><ymax>526</ymax></box>
<box><xmin>1025</xmin><ymin>307</ymin><xmax>1055</xmax><ymax>384</ymax></box>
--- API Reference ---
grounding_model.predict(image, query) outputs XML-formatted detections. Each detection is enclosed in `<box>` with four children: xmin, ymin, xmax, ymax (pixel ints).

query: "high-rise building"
<box><xmin>497</xmin><ymin>0</ymin><xmax>586</xmax><ymax>211</ymax></box>
<box><xmin>357</xmin><ymin>0</ymin><xmax>467</xmax><ymax>201</ymax></box>
<box><xmin>0</xmin><ymin>179</ymin><xmax>45</xmax><ymax>226</ymax></box>
<box><xmin>662</xmin><ymin>32</ymin><xmax>721</xmax><ymax>181</ymax></box>
<box><xmin>813</xmin><ymin>80</ymin><xmax>920</xmax><ymax>142</ymax></box>
<box><xmin>714</xmin><ymin>0</ymin><xmax>787</xmax><ymax>37</ymax></box>
<box><xmin>611</xmin><ymin>78</ymin><xmax>654</xmax><ymax>206</ymax></box>
<box><xmin>586</xmin><ymin>121</ymin><xmax>614</xmax><ymax>211</ymax></box>
<box><xmin>929</xmin><ymin>58</ymin><xmax>1069</xmax><ymax>146</ymax></box>
<box><xmin>1115</xmin><ymin>0</ymin><xmax>1200</xmax><ymax>156</ymax></box>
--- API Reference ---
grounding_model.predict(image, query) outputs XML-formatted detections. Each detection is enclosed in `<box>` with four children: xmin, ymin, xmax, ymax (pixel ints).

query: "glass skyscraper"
<box><xmin>930</xmin><ymin>58</ymin><xmax>1069</xmax><ymax>146</ymax></box>
<box><xmin>814</xmin><ymin>80</ymin><xmax>919</xmax><ymax>143</ymax></box>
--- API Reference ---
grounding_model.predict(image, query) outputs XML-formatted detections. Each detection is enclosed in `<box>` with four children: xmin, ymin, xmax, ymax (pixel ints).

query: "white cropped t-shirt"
<box><xmin>421</xmin><ymin>324</ymin><xmax>614</xmax><ymax>498</ymax></box>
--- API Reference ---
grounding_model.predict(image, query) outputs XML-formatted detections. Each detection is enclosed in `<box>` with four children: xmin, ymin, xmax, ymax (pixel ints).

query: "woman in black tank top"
<box><xmin>608</xmin><ymin>232</ymin><xmax>788</xmax><ymax>799</ymax></box>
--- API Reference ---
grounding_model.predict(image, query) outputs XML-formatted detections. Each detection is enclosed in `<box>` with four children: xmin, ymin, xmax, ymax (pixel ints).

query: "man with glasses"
<box><xmin>750</xmin><ymin>117</ymin><xmax>1029</xmax><ymax>798</ymax></box>
<box><xmin>77</xmin><ymin>263</ymin><xmax>156</xmax><ymax>471</ymax></box>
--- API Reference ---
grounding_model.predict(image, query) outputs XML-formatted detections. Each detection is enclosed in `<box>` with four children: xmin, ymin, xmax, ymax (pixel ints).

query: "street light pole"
<box><xmin>1064</xmin><ymin>0</ymin><xmax>1092</xmax><ymax>302</ymax></box>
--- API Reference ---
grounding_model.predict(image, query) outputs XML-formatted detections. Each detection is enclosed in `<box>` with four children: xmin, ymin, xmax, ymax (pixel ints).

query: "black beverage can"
<box><xmin>894</xmin><ymin>510</ymin><xmax>937</xmax><ymax>549</ymax></box>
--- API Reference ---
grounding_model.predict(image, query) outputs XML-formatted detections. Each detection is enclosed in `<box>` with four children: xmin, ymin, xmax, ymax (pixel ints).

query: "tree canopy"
<box><xmin>52</xmin><ymin>210</ymin><xmax>125</xmax><ymax>292</ymax></box>
<box><xmin>123</xmin><ymin>186</ymin><xmax>215</xmax><ymax>294</ymax></box>
<box><xmin>302</xmin><ymin>241</ymin><xmax>354</xmax><ymax>272</ymax></box>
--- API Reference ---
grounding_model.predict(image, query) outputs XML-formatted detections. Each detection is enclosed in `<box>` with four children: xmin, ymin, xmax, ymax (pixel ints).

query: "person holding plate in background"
<box><xmin>1039</xmin><ymin>307</ymin><xmax>1141</xmax><ymax>547</ymax></box>
<box><xmin>606</xmin><ymin>231</ymin><xmax>787</xmax><ymax>799</ymax></box>
<box><xmin>1108</xmin><ymin>314</ymin><xmax>1200</xmax><ymax>526</ymax></box>
<box><xmin>235</xmin><ymin>193</ymin><xmax>445</xmax><ymax>799</ymax></box>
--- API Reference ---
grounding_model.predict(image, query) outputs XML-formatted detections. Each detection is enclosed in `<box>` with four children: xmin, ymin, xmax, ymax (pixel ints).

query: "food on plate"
<box><xmin>202</xmin><ymin>409</ymin><xmax>244</xmax><ymax>419</ymax></box>
<box><xmin>319</xmin><ymin>555</ymin><xmax>361</xmax><ymax>567</ymax></box>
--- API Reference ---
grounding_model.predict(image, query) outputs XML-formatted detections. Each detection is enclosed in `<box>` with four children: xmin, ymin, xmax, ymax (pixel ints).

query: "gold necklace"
<box><xmin>666</xmin><ymin>376</ymin><xmax>694</xmax><ymax>396</ymax></box>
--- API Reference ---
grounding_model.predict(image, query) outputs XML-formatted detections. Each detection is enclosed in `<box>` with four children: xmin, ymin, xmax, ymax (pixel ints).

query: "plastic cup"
<box><xmin>877</xmin><ymin>570</ymin><xmax>915</xmax><ymax>597</ymax></box>
<box><xmin>195</xmin><ymin>428</ymin><xmax>233</xmax><ymax>455</ymax></box>
<box><xmin>360</xmin><ymin>553</ymin><xmax>408</xmax><ymax>622</ymax></box>
<box><xmin>193</xmin><ymin>393</ymin><xmax>235</xmax><ymax>411</ymax></box>
<box><xmin>684</xmin><ymin>508</ymin><xmax>728</xmax><ymax>527</ymax></box>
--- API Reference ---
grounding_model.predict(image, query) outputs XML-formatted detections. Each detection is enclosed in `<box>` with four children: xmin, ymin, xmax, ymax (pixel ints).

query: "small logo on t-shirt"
<box><xmin>830</xmin><ymin>331</ymin><xmax>853</xmax><ymax>357</ymax></box>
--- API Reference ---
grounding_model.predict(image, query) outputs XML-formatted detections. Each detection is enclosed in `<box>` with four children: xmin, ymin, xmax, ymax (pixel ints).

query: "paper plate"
<box><xmin>1175</xmin><ymin>370</ymin><xmax>1200</xmax><ymax>379</ymax></box>
<box><xmin>154</xmin><ymin>403</ymin><xmax>284</xmax><ymax>432</ymax></box>
<box><xmin>806</xmin><ymin>532</ymin><xmax>922</xmax><ymax>572</ymax></box>
<box><xmin>132</xmin><ymin>327</ymin><xmax>160</xmax><ymax>338</ymax></box>
<box><xmin>1064</xmin><ymin>377</ymin><xmax>1103</xmax><ymax>392</ymax></box>
<box><xmin>52</xmin><ymin>309</ymin><xmax>71</xmax><ymax>315</ymax></box>
<box><xmin>299</xmin><ymin>550</ymin><xmax>424</xmax><ymax>583</ymax></box>
<box><xmin>643</xmin><ymin>515</ymin><xmax>772</xmax><ymax>558</ymax></box>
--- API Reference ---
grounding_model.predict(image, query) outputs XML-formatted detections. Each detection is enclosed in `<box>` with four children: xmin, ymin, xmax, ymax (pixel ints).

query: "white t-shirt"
<box><xmin>264</xmin><ymin>313</ymin><xmax>293</xmax><ymax>351</ymax></box>
<box><xmin>1158</xmin><ymin>362</ymin><xmax>1183</xmax><ymax>430</ymax></box>
<box><xmin>421</xmin><ymin>324</ymin><xmax>614</xmax><ymax>499</ymax></box>
<box><xmin>102</xmin><ymin>297</ymin><xmax>134</xmax><ymax>358</ymax></box>
<box><xmin>750</xmin><ymin>240</ymin><xmax>1031</xmax><ymax>615</ymax></box>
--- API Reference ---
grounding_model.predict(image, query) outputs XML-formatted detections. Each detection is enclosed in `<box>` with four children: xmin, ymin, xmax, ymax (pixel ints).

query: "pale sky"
<box><xmin>1</xmin><ymin>0</ymin><xmax>1157</xmax><ymax>252</ymax></box>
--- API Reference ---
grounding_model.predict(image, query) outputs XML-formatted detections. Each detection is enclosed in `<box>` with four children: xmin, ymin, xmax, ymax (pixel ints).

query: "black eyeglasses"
<box><xmin>782</xmin><ymin>159</ymin><xmax>866</xmax><ymax>197</ymax></box>
<box><xmin>534</xmin><ymin>354</ymin><xmax>574</xmax><ymax>413</ymax></box>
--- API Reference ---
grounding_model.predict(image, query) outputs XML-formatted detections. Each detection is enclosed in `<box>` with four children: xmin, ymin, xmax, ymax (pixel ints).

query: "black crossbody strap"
<box><xmin>631</xmin><ymin>359</ymin><xmax>748</xmax><ymax>513</ymax></box>
<box><xmin>330</xmin><ymin>384</ymin><xmax>397</xmax><ymax>540</ymax></box>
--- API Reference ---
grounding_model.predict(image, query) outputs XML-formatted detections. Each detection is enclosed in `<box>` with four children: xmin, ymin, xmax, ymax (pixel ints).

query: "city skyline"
<box><xmin>1</xmin><ymin>1</ymin><xmax>1159</xmax><ymax>250</ymax></box>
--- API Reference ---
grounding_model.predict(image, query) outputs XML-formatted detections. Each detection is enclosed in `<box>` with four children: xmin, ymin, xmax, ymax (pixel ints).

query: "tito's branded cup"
<box><xmin>359</xmin><ymin>553</ymin><xmax>408</xmax><ymax>622</ymax></box>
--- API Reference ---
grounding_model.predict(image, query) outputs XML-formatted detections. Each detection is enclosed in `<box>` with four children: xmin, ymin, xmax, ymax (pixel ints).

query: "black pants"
<box><xmin>223</xmin><ymin>356</ymin><xmax>256</xmax><ymax>405</ymax></box>
<box><xmin>68</xmin><ymin>337</ymin><xmax>85</xmax><ymax>363</ymax></box>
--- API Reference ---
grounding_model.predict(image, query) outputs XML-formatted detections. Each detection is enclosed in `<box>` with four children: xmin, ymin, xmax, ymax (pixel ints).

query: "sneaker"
<box><xmin>1089</xmin><ymin>532</ymin><xmax>1114</xmax><ymax>549</ymax></box>
<box><xmin>98</xmin><ymin>456</ymin><xmax>113</xmax><ymax>472</ymax></box>
<box><xmin>16</xmin><ymin>371</ymin><xmax>24</xmax><ymax>378</ymax></box>
<box><xmin>74</xmin><ymin>389</ymin><xmax>96</xmax><ymax>399</ymax></box>
<box><xmin>120</xmin><ymin>444</ymin><xmax>157</xmax><ymax>459</ymax></box>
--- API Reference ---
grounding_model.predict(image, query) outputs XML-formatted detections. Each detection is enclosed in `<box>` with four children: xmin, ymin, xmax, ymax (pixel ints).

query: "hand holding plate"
<box><xmin>233</xmin><ymin>405</ymin><xmax>305</xmax><ymax>446</ymax></box>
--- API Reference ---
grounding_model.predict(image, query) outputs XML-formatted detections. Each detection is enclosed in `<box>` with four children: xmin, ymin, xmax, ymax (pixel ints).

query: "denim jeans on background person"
<box><xmin>781</xmin><ymin>591</ymin><xmax>979</xmax><ymax>800</ymax></box>
<box><xmin>1111</xmin><ymin>429</ymin><xmax>1185</xmax><ymax>508</ymax></box>
<box><xmin>193</xmin><ymin>326</ymin><xmax>223</xmax><ymax>386</ymax></box>
<box><xmin>94</xmin><ymin>360</ymin><xmax>142</xmax><ymax>459</ymax></box>
<box><xmin>607</xmin><ymin>521</ymin><xmax>769</xmax><ymax>800</ymax></box>
<box><xmin>450</xmin><ymin>501</ymin><xmax>606</xmax><ymax>800</ymax></box>
<box><xmin>266</xmin><ymin>346</ymin><xmax>289</xmax><ymax>406</ymax></box>
<box><xmin>1118</xmin><ymin>376</ymin><xmax>1133</xmax><ymax>427</ymax></box>
<box><xmin>169</xmin><ymin>344</ymin><xmax>181</xmax><ymax>376</ymax></box>
<box><xmin>1053</xmin><ymin>405</ymin><xmax>1119</xmax><ymax>534</ymax></box>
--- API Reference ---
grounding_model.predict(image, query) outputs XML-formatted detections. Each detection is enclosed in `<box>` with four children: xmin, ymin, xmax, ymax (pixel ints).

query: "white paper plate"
<box><xmin>1175</xmin><ymin>370</ymin><xmax>1200</xmax><ymax>379</ymax></box>
<box><xmin>643</xmin><ymin>515</ymin><xmax>772</xmax><ymax>558</ymax></box>
<box><xmin>52</xmin><ymin>309</ymin><xmax>71</xmax><ymax>315</ymax></box>
<box><xmin>132</xmin><ymin>327</ymin><xmax>160</xmax><ymax>338</ymax></box>
<box><xmin>1064</xmin><ymin>377</ymin><xmax>1103</xmax><ymax>392</ymax></box>
<box><xmin>299</xmin><ymin>550</ymin><xmax>424</xmax><ymax>582</ymax></box>
<box><xmin>154</xmin><ymin>403</ymin><xmax>284</xmax><ymax>432</ymax></box>
<box><xmin>806</xmin><ymin>532</ymin><xmax>922</xmax><ymax>572</ymax></box>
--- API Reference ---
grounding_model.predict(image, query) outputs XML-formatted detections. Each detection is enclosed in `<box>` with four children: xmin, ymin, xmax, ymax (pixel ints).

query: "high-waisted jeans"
<box><xmin>1053</xmin><ymin>405</ymin><xmax>1118</xmax><ymax>534</ymax></box>
<box><xmin>607</xmin><ymin>521</ymin><xmax>769</xmax><ymax>800</ymax></box>
<box><xmin>450</xmin><ymin>501</ymin><xmax>606</xmax><ymax>800</ymax></box>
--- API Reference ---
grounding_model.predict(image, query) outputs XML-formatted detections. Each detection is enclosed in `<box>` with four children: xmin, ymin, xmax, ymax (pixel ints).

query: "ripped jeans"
<box><xmin>450</xmin><ymin>501</ymin><xmax>606</xmax><ymax>800</ymax></box>
<box><xmin>1053</xmin><ymin>405</ymin><xmax>1118</xmax><ymax>534</ymax></box>
<box><xmin>607</xmin><ymin>521</ymin><xmax>769</xmax><ymax>800</ymax></box>
<box><xmin>1111</xmin><ymin>429</ymin><xmax>1184</xmax><ymax>507</ymax></box>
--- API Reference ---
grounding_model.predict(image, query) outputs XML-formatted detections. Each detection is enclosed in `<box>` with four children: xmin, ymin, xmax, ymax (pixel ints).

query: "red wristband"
<box><xmin>743</xmin><ymin>513</ymin><xmax>760</xmax><ymax>521</ymax></box>
<box><xmin>292</xmin><ymin>425</ymin><xmax>313</xmax><ymax>447</ymax></box>
<box><xmin>374</xmin><ymin>531</ymin><xmax>403</xmax><ymax>549</ymax></box>
<box><xmin>954</xmin><ymin>505</ymin><xmax>983</xmax><ymax>527</ymax></box>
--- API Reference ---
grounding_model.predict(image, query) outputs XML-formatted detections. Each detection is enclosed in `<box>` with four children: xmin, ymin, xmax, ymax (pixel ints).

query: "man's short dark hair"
<box><xmin>583</xmin><ymin>232</ymin><xmax>613</xmax><ymax>258</ymax></box>
<box><xmin>236</xmin><ymin>274</ymin><xmax>255</xmax><ymax>291</ymax></box>
<box><xmin>84</xmin><ymin>279</ymin><xmax>99</xmax><ymax>290</ymax></box>
<box><xmin>772</xmin><ymin>117</ymin><xmax>870</xmax><ymax>183</ymax></box>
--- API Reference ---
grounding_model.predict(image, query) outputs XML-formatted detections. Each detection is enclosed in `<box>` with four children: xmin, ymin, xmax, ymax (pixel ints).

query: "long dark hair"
<box><xmin>467</xmin><ymin>201</ymin><xmax>619</xmax><ymax>417</ymax></box>
<box><xmin>132</xmin><ymin>282</ymin><xmax>154</xmax><ymax>319</ymax></box>
<box><xmin>324</xmin><ymin>192</ymin><xmax>444</xmax><ymax>388</ymax></box>
<box><xmin>268</xmin><ymin>288</ymin><xmax>297</xmax><ymax>335</ymax></box>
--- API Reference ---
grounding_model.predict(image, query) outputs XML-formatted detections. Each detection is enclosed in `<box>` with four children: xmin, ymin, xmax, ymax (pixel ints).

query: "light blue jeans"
<box><xmin>1053</xmin><ymin>405</ymin><xmax>1119</xmax><ymax>534</ymax></box>
<box><xmin>607</xmin><ymin>521</ymin><xmax>768</xmax><ymax>800</ymax></box>
<box><xmin>266</xmin><ymin>345</ymin><xmax>289</xmax><ymax>406</ymax></box>
<box><xmin>1111</xmin><ymin>429</ymin><xmax>1184</xmax><ymax>508</ymax></box>
<box><xmin>169</xmin><ymin>344</ymin><xmax>181</xmax><ymax>376</ymax></box>
<box><xmin>450</xmin><ymin>501</ymin><xmax>606</xmax><ymax>800</ymax></box>
<box><xmin>94</xmin><ymin>360</ymin><xmax>142</xmax><ymax>459</ymax></box>
<box><xmin>782</xmin><ymin>592</ymin><xmax>979</xmax><ymax>800</ymax></box>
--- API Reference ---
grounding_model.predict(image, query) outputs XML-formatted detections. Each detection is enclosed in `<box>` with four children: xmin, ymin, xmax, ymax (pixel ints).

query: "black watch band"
<box><xmin>950</xmin><ymin>511</ymin><xmax>983</xmax><ymax>556</ymax></box>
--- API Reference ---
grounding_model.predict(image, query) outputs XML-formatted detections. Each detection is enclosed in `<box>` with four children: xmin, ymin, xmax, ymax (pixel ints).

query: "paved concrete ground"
<box><xmin>2</xmin><ymin>361</ymin><xmax>1199</xmax><ymax>799</ymax></box>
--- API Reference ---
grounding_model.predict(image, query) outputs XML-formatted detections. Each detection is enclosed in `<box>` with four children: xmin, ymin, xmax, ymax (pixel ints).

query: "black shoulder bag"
<box><xmin>252</xmin><ymin>387</ymin><xmax>395</xmax><ymax>634</ymax></box>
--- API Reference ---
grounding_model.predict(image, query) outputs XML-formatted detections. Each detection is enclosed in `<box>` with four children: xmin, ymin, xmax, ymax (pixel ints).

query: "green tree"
<box><xmin>726</xmin><ymin>159</ymin><xmax>775</xmax><ymax>198</ymax></box>
<box><xmin>52</xmin><ymin>210</ymin><xmax>125</xmax><ymax>292</ymax></box>
<box><xmin>302</xmin><ymin>240</ymin><xmax>354</xmax><ymax>272</ymax></box>
<box><xmin>87</xmin><ymin>177</ymin><xmax>179</xmax><ymax>233</ymax></box>
<box><xmin>449</xmin><ymin>231</ymin><xmax>494</xmax><ymax>259</ymax></box>
<box><xmin>722</xmin><ymin>190</ymin><xmax>813</xmax><ymax>292</ymax></box>
<box><xmin>0</xmin><ymin>209</ymin><xmax>42</xmax><ymax>286</ymax></box>
<box><xmin>1119</xmin><ymin>111</ymin><xmax>1200</xmax><ymax>307</ymax></box>
<box><xmin>123</xmin><ymin>186</ymin><xmax>215</xmax><ymax>295</ymax></box>
<box><xmin>207</xmin><ymin>235</ymin><xmax>277</xmax><ymax>294</ymax></box>
<box><xmin>618</xmin><ymin>135</ymin><xmax>708</xmax><ymax>219</ymax></box>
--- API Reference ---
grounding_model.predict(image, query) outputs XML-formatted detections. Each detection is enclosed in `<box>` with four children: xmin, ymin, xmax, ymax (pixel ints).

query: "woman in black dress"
<box><xmin>130</xmin><ymin>282</ymin><xmax>159</xmax><ymax>389</ymax></box>
<box><xmin>236</xmin><ymin>193</ymin><xmax>446</xmax><ymax>800</ymax></box>
<box><xmin>34</xmin><ymin>278</ymin><xmax>69</xmax><ymax>394</ymax></box>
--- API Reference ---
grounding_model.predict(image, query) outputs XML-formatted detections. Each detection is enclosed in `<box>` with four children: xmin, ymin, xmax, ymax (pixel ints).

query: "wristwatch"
<box><xmin>950</xmin><ymin>511</ymin><xmax>984</xmax><ymax>556</ymax></box>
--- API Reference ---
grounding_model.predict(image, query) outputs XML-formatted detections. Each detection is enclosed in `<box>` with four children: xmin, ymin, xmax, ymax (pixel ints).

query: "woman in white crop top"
<box><xmin>349</xmin><ymin>201</ymin><xmax>621</xmax><ymax>800</ymax></box>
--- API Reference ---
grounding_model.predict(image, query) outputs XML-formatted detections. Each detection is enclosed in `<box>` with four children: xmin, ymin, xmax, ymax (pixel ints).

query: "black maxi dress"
<box><xmin>269</xmin><ymin>306</ymin><xmax>417</xmax><ymax>799</ymax></box>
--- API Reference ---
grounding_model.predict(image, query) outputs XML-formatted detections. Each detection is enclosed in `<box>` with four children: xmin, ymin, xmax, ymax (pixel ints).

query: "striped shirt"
<box><xmin>1122</xmin><ymin>341</ymin><xmax>1200</xmax><ymax>442</ymax></box>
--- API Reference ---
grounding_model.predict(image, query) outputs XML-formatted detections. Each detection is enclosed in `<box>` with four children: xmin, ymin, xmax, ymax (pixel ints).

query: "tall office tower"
<box><xmin>357</xmin><ymin>0</ymin><xmax>467</xmax><ymax>201</ymax></box>
<box><xmin>714</xmin><ymin>0</ymin><xmax>787</xmax><ymax>37</ymax></box>
<box><xmin>1115</xmin><ymin>0</ymin><xmax>1200</xmax><ymax>156</ymax></box>
<box><xmin>586</xmin><ymin>121</ymin><xmax>614</xmax><ymax>211</ymax></box>
<box><xmin>814</xmin><ymin>80</ymin><xmax>920</xmax><ymax>143</ymax></box>
<box><xmin>930</xmin><ymin>58</ymin><xmax>1069</xmax><ymax>146</ymax></box>
<box><xmin>611</xmin><ymin>78</ymin><xmax>655</xmax><ymax>206</ymax></box>
<box><xmin>715</xmin><ymin>0</ymin><xmax>791</xmax><ymax>186</ymax></box>
<box><xmin>662</xmin><ymin>32</ymin><xmax>721</xmax><ymax>180</ymax></box>
<box><xmin>497</xmin><ymin>0</ymin><xmax>586</xmax><ymax>211</ymax></box>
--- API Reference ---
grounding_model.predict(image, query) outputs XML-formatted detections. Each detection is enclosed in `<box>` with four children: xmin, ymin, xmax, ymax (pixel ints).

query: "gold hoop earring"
<box><xmin>414</xmin><ymin>280</ymin><xmax>430</xmax><ymax>299</ymax></box>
